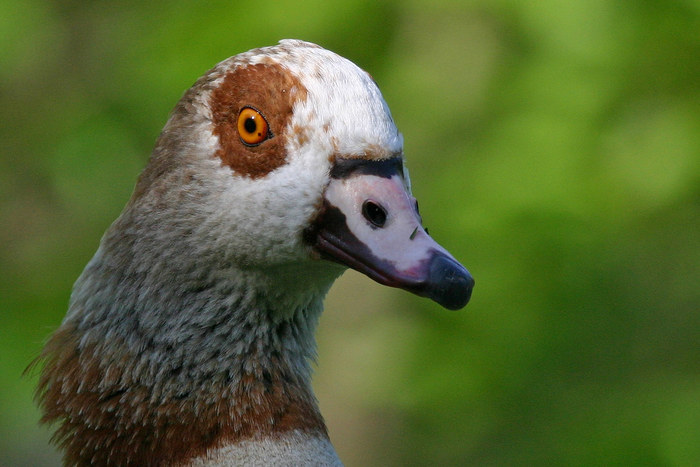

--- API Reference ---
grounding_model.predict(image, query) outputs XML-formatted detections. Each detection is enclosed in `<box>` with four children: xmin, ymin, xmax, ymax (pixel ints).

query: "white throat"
<box><xmin>190</xmin><ymin>431</ymin><xmax>342</xmax><ymax>466</ymax></box>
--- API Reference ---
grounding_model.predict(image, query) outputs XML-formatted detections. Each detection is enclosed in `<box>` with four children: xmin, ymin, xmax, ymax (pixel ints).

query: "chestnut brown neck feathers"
<box><xmin>36</xmin><ymin>301</ymin><xmax>328</xmax><ymax>466</ymax></box>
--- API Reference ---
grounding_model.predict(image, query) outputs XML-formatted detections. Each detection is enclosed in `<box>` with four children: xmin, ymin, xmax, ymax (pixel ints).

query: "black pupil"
<box><xmin>362</xmin><ymin>201</ymin><xmax>387</xmax><ymax>228</ymax></box>
<box><xmin>244</xmin><ymin>117</ymin><xmax>257</xmax><ymax>134</ymax></box>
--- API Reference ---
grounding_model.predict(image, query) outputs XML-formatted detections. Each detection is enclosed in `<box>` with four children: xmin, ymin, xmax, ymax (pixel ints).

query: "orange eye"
<box><xmin>237</xmin><ymin>107</ymin><xmax>270</xmax><ymax>146</ymax></box>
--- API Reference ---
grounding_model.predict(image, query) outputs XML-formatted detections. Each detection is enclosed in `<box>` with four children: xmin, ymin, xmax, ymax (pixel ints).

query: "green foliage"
<box><xmin>1</xmin><ymin>0</ymin><xmax>698</xmax><ymax>465</ymax></box>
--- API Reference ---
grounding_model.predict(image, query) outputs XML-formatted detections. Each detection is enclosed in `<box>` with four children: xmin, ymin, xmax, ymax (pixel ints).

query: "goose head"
<box><xmin>36</xmin><ymin>40</ymin><xmax>473</xmax><ymax>465</ymax></box>
<box><xmin>140</xmin><ymin>39</ymin><xmax>472</xmax><ymax>310</ymax></box>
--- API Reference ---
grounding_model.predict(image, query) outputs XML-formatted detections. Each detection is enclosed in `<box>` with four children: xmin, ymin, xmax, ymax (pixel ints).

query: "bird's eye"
<box><xmin>237</xmin><ymin>107</ymin><xmax>270</xmax><ymax>146</ymax></box>
<box><xmin>362</xmin><ymin>200</ymin><xmax>387</xmax><ymax>228</ymax></box>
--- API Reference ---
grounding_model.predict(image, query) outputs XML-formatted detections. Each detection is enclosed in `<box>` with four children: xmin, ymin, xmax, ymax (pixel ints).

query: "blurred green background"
<box><xmin>2</xmin><ymin>0</ymin><xmax>699</xmax><ymax>465</ymax></box>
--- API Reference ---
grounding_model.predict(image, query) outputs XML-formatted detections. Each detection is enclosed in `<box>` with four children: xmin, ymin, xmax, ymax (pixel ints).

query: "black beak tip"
<box><xmin>427</xmin><ymin>255</ymin><xmax>474</xmax><ymax>310</ymax></box>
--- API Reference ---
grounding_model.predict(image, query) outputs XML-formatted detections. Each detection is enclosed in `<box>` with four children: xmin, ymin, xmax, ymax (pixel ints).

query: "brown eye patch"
<box><xmin>210</xmin><ymin>63</ymin><xmax>308</xmax><ymax>179</ymax></box>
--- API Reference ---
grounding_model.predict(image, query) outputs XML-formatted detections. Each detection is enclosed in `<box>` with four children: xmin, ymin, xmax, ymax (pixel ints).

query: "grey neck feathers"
<box><xmin>39</xmin><ymin>206</ymin><xmax>340</xmax><ymax>465</ymax></box>
<box><xmin>71</xmin><ymin>247</ymin><xmax>326</xmax><ymax>395</ymax></box>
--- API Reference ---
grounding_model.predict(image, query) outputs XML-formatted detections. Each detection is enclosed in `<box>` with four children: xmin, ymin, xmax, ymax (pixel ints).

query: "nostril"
<box><xmin>362</xmin><ymin>200</ymin><xmax>387</xmax><ymax>228</ymax></box>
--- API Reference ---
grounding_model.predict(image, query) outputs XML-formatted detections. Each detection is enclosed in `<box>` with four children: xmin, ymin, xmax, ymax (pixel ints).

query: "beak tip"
<box><xmin>427</xmin><ymin>254</ymin><xmax>474</xmax><ymax>310</ymax></box>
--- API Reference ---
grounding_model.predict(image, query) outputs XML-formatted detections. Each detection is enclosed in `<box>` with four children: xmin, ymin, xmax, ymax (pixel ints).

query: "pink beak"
<box><xmin>306</xmin><ymin>158</ymin><xmax>473</xmax><ymax>310</ymax></box>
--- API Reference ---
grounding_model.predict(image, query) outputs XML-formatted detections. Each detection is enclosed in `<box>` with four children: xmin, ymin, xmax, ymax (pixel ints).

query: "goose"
<box><xmin>34</xmin><ymin>39</ymin><xmax>474</xmax><ymax>466</ymax></box>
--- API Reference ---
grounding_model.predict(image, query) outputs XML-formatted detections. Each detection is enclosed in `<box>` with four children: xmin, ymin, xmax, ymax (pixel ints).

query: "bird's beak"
<box><xmin>305</xmin><ymin>157</ymin><xmax>474</xmax><ymax>310</ymax></box>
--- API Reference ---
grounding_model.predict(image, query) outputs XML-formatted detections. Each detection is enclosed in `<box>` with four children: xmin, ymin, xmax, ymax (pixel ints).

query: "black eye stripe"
<box><xmin>330</xmin><ymin>156</ymin><xmax>404</xmax><ymax>180</ymax></box>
